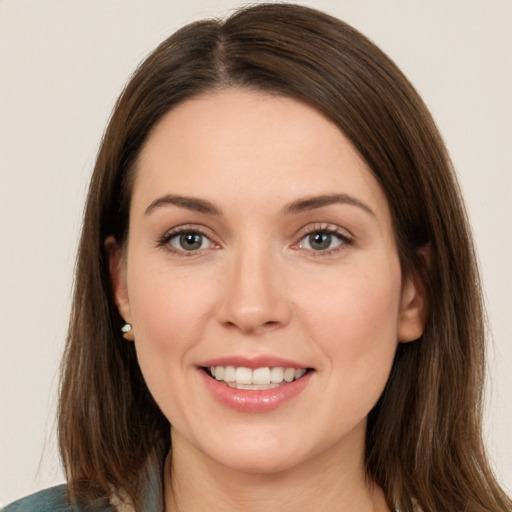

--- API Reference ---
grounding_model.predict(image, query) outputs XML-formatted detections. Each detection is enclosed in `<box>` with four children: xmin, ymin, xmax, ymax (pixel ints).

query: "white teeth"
<box><xmin>235</xmin><ymin>367</ymin><xmax>253</xmax><ymax>385</ymax></box>
<box><xmin>227</xmin><ymin>383</ymin><xmax>280</xmax><ymax>390</ymax></box>
<box><xmin>252</xmin><ymin>367</ymin><xmax>271</xmax><ymax>385</ymax></box>
<box><xmin>270</xmin><ymin>367</ymin><xmax>284</xmax><ymax>383</ymax></box>
<box><xmin>224</xmin><ymin>365</ymin><xmax>236</xmax><ymax>382</ymax></box>
<box><xmin>207</xmin><ymin>365</ymin><xmax>308</xmax><ymax>387</ymax></box>
<box><xmin>283</xmin><ymin>368</ymin><xmax>295</xmax><ymax>382</ymax></box>
<box><xmin>295</xmin><ymin>369</ymin><xmax>306</xmax><ymax>380</ymax></box>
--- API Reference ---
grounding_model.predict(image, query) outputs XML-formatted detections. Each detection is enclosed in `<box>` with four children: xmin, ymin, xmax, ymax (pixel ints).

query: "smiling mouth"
<box><xmin>203</xmin><ymin>366</ymin><xmax>311</xmax><ymax>390</ymax></box>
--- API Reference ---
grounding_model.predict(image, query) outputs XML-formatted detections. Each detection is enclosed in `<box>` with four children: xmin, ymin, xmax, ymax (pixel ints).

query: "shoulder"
<box><xmin>3</xmin><ymin>485</ymin><xmax>71</xmax><ymax>512</ymax></box>
<box><xmin>2</xmin><ymin>485</ymin><xmax>116</xmax><ymax>512</ymax></box>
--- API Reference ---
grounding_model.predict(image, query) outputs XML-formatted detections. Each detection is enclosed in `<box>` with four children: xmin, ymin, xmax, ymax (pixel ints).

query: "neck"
<box><xmin>164</xmin><ymin>429</ymin><xmax>390</xmax><ymax>512</ymax></box>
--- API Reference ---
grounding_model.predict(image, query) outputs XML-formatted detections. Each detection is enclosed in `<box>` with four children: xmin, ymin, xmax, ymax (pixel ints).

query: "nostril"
<box><xmin>215</xmin><ymin>267</ymin><xmax>292</xmax><ymax>332</ymax></box>
<box><xmin>221</xmin><ymin>314</ymin><xmax>284</xmax><ymax>334</ymax></box>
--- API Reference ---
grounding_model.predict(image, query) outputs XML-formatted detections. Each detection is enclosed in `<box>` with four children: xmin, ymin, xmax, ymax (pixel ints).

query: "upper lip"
<box><xmin>199</xmin><ymin>355</ymin><xmax>309</xmax><ymax>370</ymax></box>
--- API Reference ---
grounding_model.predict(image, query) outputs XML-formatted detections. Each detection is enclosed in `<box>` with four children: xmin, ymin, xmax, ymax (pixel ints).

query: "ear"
<box><xmin>397</xmin><ymin>248</ymin><xmax>430</xmax><ymax>343</ymax></box>
<box><xmin>105</xmin><ymin>236</ymin><xmax>134</xmax><ymax>341</ymax></box>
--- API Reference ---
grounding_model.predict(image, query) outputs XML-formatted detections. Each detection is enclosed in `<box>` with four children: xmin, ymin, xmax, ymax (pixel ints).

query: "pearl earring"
<box><xmin>121</xmin><ymin>323</ymin><xmax>133</xmax><ymax>340</ymax></box>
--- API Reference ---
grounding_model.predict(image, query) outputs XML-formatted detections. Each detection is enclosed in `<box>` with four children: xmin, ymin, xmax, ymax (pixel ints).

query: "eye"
<box><xmin>168</xmin><ymin>231</ymin><xmax>214</xmax><ymax>252</ymax></box>
<box><xmin>299</xmin><ymin>232</ymin><xmax>342</xmax><ymax>251</ymax></box>
<box><xmin>296</xmin><ymin>227</ymin><xmax>353</xmax><ymax>253</ymax></box>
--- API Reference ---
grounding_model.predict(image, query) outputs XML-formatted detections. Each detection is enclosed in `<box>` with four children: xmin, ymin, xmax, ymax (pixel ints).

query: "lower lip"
<box><xmin>199</xmin><ymin>369</ymin><xmax>313</xmax><ymax>413</ymax></box>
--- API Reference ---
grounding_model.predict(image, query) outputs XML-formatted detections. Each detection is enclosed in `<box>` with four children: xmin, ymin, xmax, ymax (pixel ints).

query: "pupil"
<box><xmin>310</xmin><ymin>232</ymin><xmax>331</xmax><ymax>250</ymax></box>
<box><xmin>180</xmin><ymin>233</ymin><xmax>202</xmax><ymax>250</ymax></box>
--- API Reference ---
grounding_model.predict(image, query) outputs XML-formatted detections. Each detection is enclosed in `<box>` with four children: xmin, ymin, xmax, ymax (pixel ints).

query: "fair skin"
<box><xmin>108</xmin><ymin>89</ymin><xmax>426</xmax><ymax>512</ymax></box>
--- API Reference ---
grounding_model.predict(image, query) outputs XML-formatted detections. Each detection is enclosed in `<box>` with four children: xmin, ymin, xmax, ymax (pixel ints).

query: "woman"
<box><xmin>4</xmin><ymin>3</ymin><xmax>510</xmax><ymax>511</ymax></box>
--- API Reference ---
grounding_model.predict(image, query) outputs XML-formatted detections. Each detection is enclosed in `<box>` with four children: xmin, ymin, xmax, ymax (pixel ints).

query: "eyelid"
<box><xmin>156</xmin><ymin>222</ymin><xmax>354</xmax><ymax>256</ymax></box>
<box><xmin>292</xmin><ymin>223</ymin><xmax>355</xmax><ymax>253</ymax></box>
<box><xmin>157</xmin><ymin>224</ymin><xmax>221</xmax><ymax>254</ymax></box>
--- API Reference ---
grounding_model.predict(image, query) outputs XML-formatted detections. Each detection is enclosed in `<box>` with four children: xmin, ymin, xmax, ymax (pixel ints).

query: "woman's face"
<box><xmin>110</xmin><ymin>89</ymin><xmax>425</xmax><ymax>475</ymax></box>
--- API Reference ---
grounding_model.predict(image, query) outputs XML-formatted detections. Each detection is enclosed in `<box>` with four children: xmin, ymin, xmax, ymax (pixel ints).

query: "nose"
<box><xmin>216</xmin><ymin>244</ymin><xmax>292</xmax><ymax>335</ymax></box>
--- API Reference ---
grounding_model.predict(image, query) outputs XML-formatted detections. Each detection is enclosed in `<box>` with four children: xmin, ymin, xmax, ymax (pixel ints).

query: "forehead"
<box><xmin>133</xmin><ymin>88</ymin><xmax>390</xmax><ymax>221</ymax></box>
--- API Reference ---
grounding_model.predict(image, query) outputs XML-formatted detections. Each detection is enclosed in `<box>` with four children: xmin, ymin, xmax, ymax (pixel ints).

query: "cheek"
<box><xmin>306</xmin><ymin>259</ymin><xmax>401</xmax><ymax>332</ymax></box>
<box><xmin>128</xmin><ymin>260</ymin><xmax>211</xmax><ymax>339</ymax></box>
<box><xmin>125</xmin><ymin>262</ymin><xmax>214</xmax><ymax>394</ymax></box>
<box><xmin>301</xmin><ymin>261</ymin><xmax>402</xmax><ymax>398</ymax></box>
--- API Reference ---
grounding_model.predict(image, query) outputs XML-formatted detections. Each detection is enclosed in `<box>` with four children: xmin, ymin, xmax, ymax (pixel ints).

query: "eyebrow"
<box><xmin>284</xmin><ymin>193</ymin><xmax>375</xmax><ymax>217</ymax></box>
<box><xmin>145</xmin><ymin>194</ymin><xmax>222</xmax><ymax>216</ymax></box>
<box><xmin>144</xmin><ymin>193</ymin><xmax>374</xmax><ymax>218</ymax></box>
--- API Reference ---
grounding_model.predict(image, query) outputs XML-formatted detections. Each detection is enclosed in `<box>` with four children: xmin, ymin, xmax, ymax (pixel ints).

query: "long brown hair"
<box><xmin>58</xmin><ymin>3</ymin><xmax>511</xmax><ymax>511</ymax></box>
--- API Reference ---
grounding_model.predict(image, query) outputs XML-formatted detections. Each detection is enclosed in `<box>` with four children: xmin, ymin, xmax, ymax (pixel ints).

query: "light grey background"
<box><xmin>1</xmin><ymin>0</ymin><xmax>511</xmax><ymax>505</ymax></box>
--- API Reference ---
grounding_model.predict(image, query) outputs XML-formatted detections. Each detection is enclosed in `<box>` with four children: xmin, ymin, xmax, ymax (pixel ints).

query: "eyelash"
<box><xmin>294</xmin><ymin>223</ymin><xmax>355</xmax><ymax>256</ymax></box>
<box><xmin>157</xmin><ymin>223</ymin><xmax>355</xmax><ymax>257</ymax></box>
<box><xmin>157</xmin><ymin>225</ymin><xmax>218</xmax><ymax>256</ymax></box>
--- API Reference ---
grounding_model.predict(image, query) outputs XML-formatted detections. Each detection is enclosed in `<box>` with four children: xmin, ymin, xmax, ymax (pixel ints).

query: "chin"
<box><xmin>212</xmin><ymin>446</ymin><xmax>306</xmax><ymax>475</ymax></box>
<box><xmin>187</xmin><ymin>425</ymin><xmax>309</xmax><ymax>475</ymax></box>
